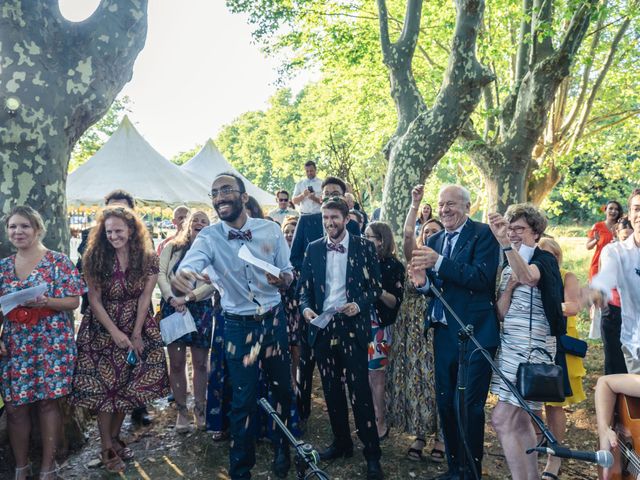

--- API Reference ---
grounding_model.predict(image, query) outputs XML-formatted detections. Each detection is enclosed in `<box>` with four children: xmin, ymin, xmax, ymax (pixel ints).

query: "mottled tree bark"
<box><xmin>0</xmin><ymin>0</ymin><xmax>148</xmax><ymax>258</ymax></box>
<box><xmin>377</xmin><ymin>0</ymin><xmax>494</xmax><ymax>236</ymax></box>
<box><xmin>460</xmin><ymin>0</ymin><xmax>600</xmax><ymax>212</ymax></box>
<box><xmin>0</xmin><ymin>0</ymin><xmax>148</xmax><ymax>450</ymax></box>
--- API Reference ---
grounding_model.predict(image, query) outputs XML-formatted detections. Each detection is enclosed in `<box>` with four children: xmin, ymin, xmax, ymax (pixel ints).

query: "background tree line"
<box><xmin>72</xmin><ymin>0</ymin><xmax>640</xmax><ymax>225</ymax></box>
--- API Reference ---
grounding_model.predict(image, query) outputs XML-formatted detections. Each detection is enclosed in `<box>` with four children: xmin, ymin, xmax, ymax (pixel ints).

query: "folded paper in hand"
<box><xmin>0</xmin><ymin>283</ymin><xmax>48</xmax><ymax>315</ymax></box>
<box><xmin>311</xmin><ymin>306</ymin><xmax>340</xmax><ymax>329</ymax></box>
<box><xmin>238</xmin><ymin>245</ymin><xmax>281</xmax><ymax>277</ymax></box>
<box><xmin>160</xmin><ymin>310</ymin><xmax>197</xmax><ymax>345</ymax></box>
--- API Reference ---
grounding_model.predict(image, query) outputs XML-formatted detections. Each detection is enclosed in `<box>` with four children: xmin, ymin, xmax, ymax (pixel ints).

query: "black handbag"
<box><xmin>516</xmin><ymin>288</ymin><xmax>565</xmax><ymax>403</ymax></box>
<box><xmin>558</xmin><ymin>334</ymin><xmax>588</xmax><ymax>358</ymax></box>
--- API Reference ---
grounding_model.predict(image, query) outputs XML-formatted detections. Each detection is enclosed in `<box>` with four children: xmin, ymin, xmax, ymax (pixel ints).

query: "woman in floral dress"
<box><xmin>0</xmin><ymin>205</ymin><xmax>84</xmax><ymax>480</ymax></box>
<box><xmin>386</xmin><ymin>185</ymin><xmax>446</xmax><ymax>462</ymax></box>
<box><xmin>70</xmin><ymin>206</ymin><xmax>169</xmax><ymax>473</ymax></box>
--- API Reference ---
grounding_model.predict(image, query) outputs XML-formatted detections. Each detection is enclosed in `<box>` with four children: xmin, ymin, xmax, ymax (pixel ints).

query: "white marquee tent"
<box><xmin>180</xmin><ymin>139</ymin><xmax>274</xmax><ymax>206</ymax></box>
<box><xmin>67</xmin><ymin>116</ymin><xmax>210</xmax><ymax>207</ymax></box>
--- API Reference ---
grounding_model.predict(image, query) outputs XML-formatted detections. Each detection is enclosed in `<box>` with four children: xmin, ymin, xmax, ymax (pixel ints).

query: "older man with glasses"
<box><xmin>268</xmin><ymin>190</ymin><xmax>299</xmax><ymax>225</ymax></box>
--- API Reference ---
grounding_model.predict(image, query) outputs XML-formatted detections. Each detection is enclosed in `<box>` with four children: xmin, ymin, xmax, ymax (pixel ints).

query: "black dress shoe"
<box><xmin>131</xmin><ymin>406</ymin><xmax>152</xmax><ymax>426</ymax></box>
<box><xmin>319</xmin><ymin>442</ymin><xmax>354</xmax><ymax>461</ymax></box>
<box><xmin>366</xmin><ymin>458</ymin><xmax>384</xmax><ymax>480</ymax></box>
<box><xmin>272</xmin><ymin>446</ymin><xmax>291</xmax><ymax>479</ymax></box>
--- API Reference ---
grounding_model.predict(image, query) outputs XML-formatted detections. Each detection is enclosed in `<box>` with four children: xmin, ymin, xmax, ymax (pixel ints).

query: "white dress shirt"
<box><xmin>323</xmin><ymin>232</ymin><xmax>350</xmax><ymax>312</ymax></box>
<box><xmin>293</xmin><ymin>177</ymin><xmax>323</xmax><ymax>214</ymax></box>
<box><xmin>591</xmin><ymin>235</ymin><xmax>640</xmax><ymax>354</ymax></box>
<box><xmin>178</xmin><ymin>217</ymin><xmax>293</xmax><ymax>316</ymax></box>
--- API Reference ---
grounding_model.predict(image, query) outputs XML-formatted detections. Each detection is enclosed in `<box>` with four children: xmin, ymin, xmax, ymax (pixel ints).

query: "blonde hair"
<box><xmin>4</xmin><ymin>205</ymin><xmax>47</xmax><ymax>240</ymax></box>
<box><xmin>538</xmin><ymin>237</ymin><xmax>563</xmax><ymax>266</ymax></box>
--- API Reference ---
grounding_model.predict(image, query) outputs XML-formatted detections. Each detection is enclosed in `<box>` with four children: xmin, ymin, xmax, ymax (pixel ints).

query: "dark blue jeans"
<box><xmin>224</xmin><ymin>306</ymin><xmax>292</xmax><ymax>480</ymax></box>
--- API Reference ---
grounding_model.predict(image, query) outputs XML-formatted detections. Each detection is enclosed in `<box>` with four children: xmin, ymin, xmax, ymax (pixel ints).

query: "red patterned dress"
<box><xmin>0</xmin><ymin>250</ymin><xmax>84</xmax><ymax>406</ymax></box>
<box><xmin>70</xmin><ymin>255</ymin><xmax>169</xmax><ymax>412</ymax></box>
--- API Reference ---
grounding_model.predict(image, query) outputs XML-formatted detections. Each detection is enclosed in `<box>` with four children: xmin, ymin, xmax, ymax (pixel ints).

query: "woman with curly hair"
<box><xmin>157</xmin><ymin>211</ymin><xmax>216</xmax><ymax>433</ymax></box>
<box><xmin>0</xmin><ymin>206</ymin><xmax>84</xmax><ymax>480</ymax></box>
<box><xmin>70</xmin><ymin>206</ymin><xmax>169</xmax><ymax>473</ymax></box>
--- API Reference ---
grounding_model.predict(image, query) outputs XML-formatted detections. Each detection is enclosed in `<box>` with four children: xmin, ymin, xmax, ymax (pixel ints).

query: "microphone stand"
<box><xmin>258</xmin><ymin>397</ymin><xmax>330</xmax><ymax>480</ymax></box>
<box><xmin>429</xmin><ymin>284</ymin><xmax>559</xmax><ymax>480</ymax></box>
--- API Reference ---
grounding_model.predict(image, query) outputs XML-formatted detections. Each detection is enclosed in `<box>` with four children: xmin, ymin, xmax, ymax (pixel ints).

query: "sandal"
<box><xmin>407</xmin><ymin>437</ymin><xmax>426</xmax><ymax>461</ymax></box>
<box><xmin>112</xmin><ymin>437</ymin><xmax>134</xmax><ymax>461</ymax></box>
<box><xmin>14</xmin><ymin>464</ymin><xmax>32</xmax><ymax>480</ymax></box>
<box><xmin>429</xmin><ymin>447</ymin><xmax>446</xmax><ymax>463</ymax></box>
<box><xmin>541</xmin><ymin>473</ymin><xmax>559</xmax><ymax>480</ymax></box>
<box><xmin>39</xmin><ymin>465</ymin><xmax>60</xmax><ymax>479</ymax></box>
<box><xmin>101</xmin><ymin>447</ymin><xmax>125</xmax><ymax>473</ymax></box>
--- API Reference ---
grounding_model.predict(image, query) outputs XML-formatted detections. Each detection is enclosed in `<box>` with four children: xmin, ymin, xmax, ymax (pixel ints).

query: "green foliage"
<box><xmin>222</xmin><ymin>0</ymin><xmax>640</xmax><ymax>216</ymax></box>
<box><xmin>69</xmin><ymin>97</ymin><xmax>131</xmax><ymax>172</ymax></box>
<box><xmin>171</xmin><ymin>145</ymin><xmax>202</xmax><ymax>166</ymax></box>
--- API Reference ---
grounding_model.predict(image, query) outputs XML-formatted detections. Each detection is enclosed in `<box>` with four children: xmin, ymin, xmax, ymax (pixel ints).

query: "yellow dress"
<box><xmin>547</xmin><ymin>270</ymin><xmax>586</xmax><ymax>406</ymax></box>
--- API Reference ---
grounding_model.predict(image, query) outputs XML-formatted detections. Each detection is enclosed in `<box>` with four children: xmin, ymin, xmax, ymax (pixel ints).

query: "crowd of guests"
<box><xmin>0</xmin><ymin>159</ymin><xmax>639</xmax><ymax>480</ymax></box>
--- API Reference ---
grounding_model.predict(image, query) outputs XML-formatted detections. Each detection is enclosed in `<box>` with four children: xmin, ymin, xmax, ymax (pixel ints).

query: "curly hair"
<box><xmin>504</xmin><ymin>203</ymin><xmax>548</xmax><ymax>240</ymax></box>
<box><xmin>83</xmin><ymin>206</ymin><xmax>155</xmax><ymax>288</ymax></box>
<box><xmin>171</xmin><ymin>211</ymin><xmax>210</xmax><ymax>252</ymax></box>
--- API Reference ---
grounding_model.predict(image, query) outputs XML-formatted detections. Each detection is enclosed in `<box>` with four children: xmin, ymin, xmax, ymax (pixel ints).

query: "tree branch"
<box><xmin>531</xmin><ymin>0</ymin><xmax>554</xmax><ymax>65</ymax></box>
<box><xmin>398</xmin><ymin>0</ymin><xmax>424</xmax><ymax>53</ymax></box>
<box><xmin>376</xmin><ymin>0</ymin><xmax>392</xmax><ymax>62</ymax></box>
<box><xmin>561</xmin><ymin>5</ymin><xmax>605</xmax><ymax>134</ymax></box>
<box><xmin>515</xmin><ymin>0</ymin><xmax>533</xmax><ymax>85</ymax></box>
<box><xmin>568</xmin><ymin>14</ymin><xmax>631</xmax><ymax>148</ymax></box>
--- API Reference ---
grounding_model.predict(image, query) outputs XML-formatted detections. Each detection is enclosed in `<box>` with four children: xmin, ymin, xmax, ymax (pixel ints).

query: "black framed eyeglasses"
<box><xmin>209</xmin><ymin>187</ymin><xmax>242</xmax><ymax>199</ymax></box>
<box><xmin>278</xmin><ymin>198</ymin><xmax>289</xmax><ymax>203</ymax></box>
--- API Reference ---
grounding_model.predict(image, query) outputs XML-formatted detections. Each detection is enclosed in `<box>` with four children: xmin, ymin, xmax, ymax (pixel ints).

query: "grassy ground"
<box><xmin>1</xmin><ymin>232</ymin><xmax>604</xmax><ymax>479</ymax></box>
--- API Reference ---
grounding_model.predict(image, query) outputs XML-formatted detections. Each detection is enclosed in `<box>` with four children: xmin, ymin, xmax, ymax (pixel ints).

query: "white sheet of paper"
<box><xmin>311</xmin><ymin>306</ymin><xmax>340</xmax><ymax>329</ymax></box>
<box><xmin>238</xmin><ymin>244</ymin><xmax>281</xmax><ymax>277</ymax></box>
<box><xmin>160</xmin><ymin>310</ymin><xmax>197</xmax><ymax>345</ymax></box>
<box><xmin>0</xmin><ymin>283</ymin><xmax>48</xmax><ymax>315</ymax></box>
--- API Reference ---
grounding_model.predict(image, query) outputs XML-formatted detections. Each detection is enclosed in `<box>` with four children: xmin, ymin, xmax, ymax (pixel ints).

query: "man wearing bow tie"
<box><xmin>298</xmin><ymin>198</ymin><xmax>384</xmax><ymax>479</ymax></box>
<box><xmin>173</xmin><ymin>172</ymin><xmax>293</xmax><ymax>480</ymax></box>
<box><xmin>410</xmin><ymin>185</ymin><xmax>499</xmax><ymax>480</ymax></box>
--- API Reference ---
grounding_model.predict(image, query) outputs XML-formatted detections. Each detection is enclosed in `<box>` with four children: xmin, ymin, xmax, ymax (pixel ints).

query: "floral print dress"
<box><xmin>0</xmin><ymin>250</ymin><xmax>84</xmax><ymax>406</ymax></box>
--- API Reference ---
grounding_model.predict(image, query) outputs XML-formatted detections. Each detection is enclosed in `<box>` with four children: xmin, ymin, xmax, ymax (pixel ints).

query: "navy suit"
<box><xmin>290</xmin><ymin>213</ymin><xmax>361</xmax><ymax>421</ymax></box>
<box><xmin>423</xmin><ymin>219</ymin><xmax>499</xmax><ymax>476</ymax></box>
<box><xmin>298</xmin><ymin>234</ymin><xmax>382</xmax><ymax>459</ymax></box>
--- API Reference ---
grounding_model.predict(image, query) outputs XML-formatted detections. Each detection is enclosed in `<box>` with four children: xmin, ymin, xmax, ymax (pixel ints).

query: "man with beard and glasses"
<box><xmin>298</xmin><ymin>198</ymin><xmax>384</xmax><ymax>479</ymax></box>
<box><xmin>172</xmin><ymin>172</ymin><xmax>294</xmax><ymax>480</ymax></box>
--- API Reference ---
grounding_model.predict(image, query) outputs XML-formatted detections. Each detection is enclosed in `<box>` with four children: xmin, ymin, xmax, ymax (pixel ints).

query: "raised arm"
<box><xmin>403</xmin><ymin>184</ymin><xmax>424</xmax><ymax>262</ymax></box>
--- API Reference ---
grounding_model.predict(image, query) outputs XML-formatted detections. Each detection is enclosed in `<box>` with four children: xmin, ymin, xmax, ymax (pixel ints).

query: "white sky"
<box><xmin>59</xmin><ymin>0</ymin><xmax>307</xmax><ymax>159</ymax></box>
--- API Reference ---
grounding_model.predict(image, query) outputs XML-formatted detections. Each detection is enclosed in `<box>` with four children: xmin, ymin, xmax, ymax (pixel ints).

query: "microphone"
<box><xmin>528</xmin><ymin>446</ymin><xmax>613</xmax><ymax>468</ymax></box>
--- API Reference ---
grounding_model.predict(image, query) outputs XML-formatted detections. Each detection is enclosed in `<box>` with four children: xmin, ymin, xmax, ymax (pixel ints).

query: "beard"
<box><xmin>326</xmin><ymin>224</ymin><xmax>345</xmax><ymax>241</ymax></box>
<box><xmin>215</xmin><ymin>196</ymin><xmax>244</xmax><ymax>222</ymax></box>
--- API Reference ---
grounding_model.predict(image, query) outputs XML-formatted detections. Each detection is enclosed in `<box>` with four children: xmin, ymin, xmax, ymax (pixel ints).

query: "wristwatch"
<box><xmin>185</xmin><ymin>293</ymin><xmax>194</xmax><ymax>303</ymax></box>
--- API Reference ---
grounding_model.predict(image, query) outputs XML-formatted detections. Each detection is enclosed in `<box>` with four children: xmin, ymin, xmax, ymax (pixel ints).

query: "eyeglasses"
<box><xmin>322</xmin><ymin>195</ymin><xmax>343</xmax><ymax>203</ymax></box>
<box><xmin>209</xmin><ymin>187</ymin><xmax>242</xmax><ymax>199</ymax></box>
<box><xmin>507</xmin><ymin>225</ymin><xmax>529</xmax><ymax>234</ymax></box>
<box><xmin>278</xmin><ymin>198</ymin><xmax>289</xmax><ymax>202</ymax></box>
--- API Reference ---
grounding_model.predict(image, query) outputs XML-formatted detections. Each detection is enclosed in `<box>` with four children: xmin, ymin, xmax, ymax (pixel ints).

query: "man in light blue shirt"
<box><xmin>173</xmin><ymin>172</ymin><xmax>293</xmax><ymax>480</ymax></box>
